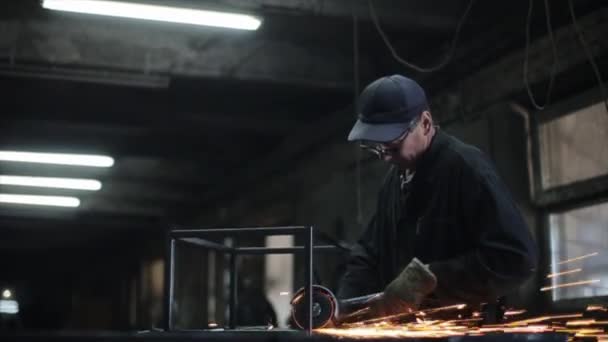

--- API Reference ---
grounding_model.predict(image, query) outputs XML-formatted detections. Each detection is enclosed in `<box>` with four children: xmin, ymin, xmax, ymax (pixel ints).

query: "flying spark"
<box><xmin>557</xmin><ymin>252</ymin><xmax>599</xmax><ymax>265</ymax></box>
<box><xmin>540</xmin><ymin>279</ymin><xmax>600</xmax><ymax>291</ymax></box>
<box><xmin>547</xmin><ymin>269</ymin><xmax>582</xmax><ymax>278</ymax></box>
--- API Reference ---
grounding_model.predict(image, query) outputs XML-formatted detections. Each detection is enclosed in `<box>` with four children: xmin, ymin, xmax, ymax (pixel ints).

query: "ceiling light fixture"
<box><xmin>0</xmin><ymin>194</ymin><xmax>80</xmax><ymax>207</ymax></box>
<box><xmin>42</xmin><ymin>0</ymin><xmax>262</xmax><ymax>30</ymax></box>
<box><xmin>0</xmin><ymin>151</ymin><xmax>114</xmax><ymax>167</ymax></box>
<box><xmin>0</xmin><ymin>300</ymin><xmax>19</xmax><ymax>314</ymax></box>
<box><xmin>2</xmin><ymin>290</ymin><xmax>11</xmax><ymax>299</ymax></box>
<box><xmin>0</xmin><ymin>175</ymin><xmax>102</xmax><ymax>191</ymax></box>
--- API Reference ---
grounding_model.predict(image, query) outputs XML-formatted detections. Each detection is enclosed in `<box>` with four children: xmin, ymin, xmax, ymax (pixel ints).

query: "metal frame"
<box><xmin>163</xmin><ymin>226</ymin><xmax>328</xmax><ymax>334</ymax></box>
<box><xmin>530</xmin><ymin>86</ymin><xmax>608</xmax><ymax>209</ymax></box>
<box><xmin>529</xmin><ymin>86</ymin><xmax>608</xmax><ymax>311</ymax></box>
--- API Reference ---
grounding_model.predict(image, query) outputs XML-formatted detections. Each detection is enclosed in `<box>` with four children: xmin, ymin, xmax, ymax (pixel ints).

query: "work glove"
<box><xmin>382</xmin><ymin>257</ymin><xmax>437</xmax><ymax>314</ymax></box>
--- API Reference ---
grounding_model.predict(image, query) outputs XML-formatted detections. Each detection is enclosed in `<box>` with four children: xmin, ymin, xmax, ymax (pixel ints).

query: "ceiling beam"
<box><xmin>1</xmin><ymin>113</ymin><xmax>301</xmax><ymax>137</ymax></box>
<box><xmin>0</xmin><ymin>118</ymin><xmax>267</xmax><ymax>162</ymax></box>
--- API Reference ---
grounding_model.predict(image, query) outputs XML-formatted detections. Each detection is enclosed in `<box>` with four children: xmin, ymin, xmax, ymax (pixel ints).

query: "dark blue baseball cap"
<box><xmin>348</xmin><ymin>75</ymin><xmax>429</xmax><ymax>143</ymax></box>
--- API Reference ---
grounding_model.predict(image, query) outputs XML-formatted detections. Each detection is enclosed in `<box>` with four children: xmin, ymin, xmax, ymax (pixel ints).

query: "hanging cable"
<box><xmin>567</xmin><ymin>0</ymin><xmax>608</xmax><ymax>114</ymax></box>
<box><xmin>353</xmin><ymin>12</ymin><xmax>363</xmax><ymax>225</ymax></box>
<box><xmin>367</xmin><ymin>0</ymin><xmax>475</xmax><ymax>73</ymax></box>
<box><xmin>523</xmin><ymin>0</ymin><xmax>559</xmax><ymax>110</ymax></box>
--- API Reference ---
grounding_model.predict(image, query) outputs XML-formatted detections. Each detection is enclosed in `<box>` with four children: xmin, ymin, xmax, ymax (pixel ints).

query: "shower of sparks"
<box><xmin>501</xmin><ymin>313</ymin><xmax>583</xmax><ymax>327</ymax></box>
<box><xmin>315</xmin><ymin>304</ymin><xmax>608</xmax><ymax>340</ymax></box>
<box><xmin>547</xmin><ymin>269</ymin><xmax>583</xmax><ymax>278</ymax></box>
<box><xmin>557</xmin><ymin>252</ymin><xmax>599</xmax><ymax>265</ymax></box>
<box><xmin>316</xmin><ymin>321</ymin><xmax>555</xmax><ymax>339</ymax></box>
<box><xmin>348</xmin><ymin>304</ymin><xmax>467</xmax><ymax>325</ymax></box>
<box><xmin>540</xmin><ymin>279</ymin><xmax>600</xmax><ymax>291</ymax></box>
<box><xmin>315</xmin><ymin>261</ymin><xmax>606</xmax><ymax>340</ymax></box>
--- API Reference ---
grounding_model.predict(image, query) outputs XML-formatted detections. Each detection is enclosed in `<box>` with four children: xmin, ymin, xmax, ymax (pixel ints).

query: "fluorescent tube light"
<box><xmin>0</xmin><ymin>194</ymin><xmax>80</xmax><ymax>207</ymax></box>
<box><xmin>0</xmin><ymin>151</ymin><xmax>114</xmax><ymax>167</ymax></box>
<box><xmin>0</xmin><ymin>175</ymin><xmax>102</xmax><ymax>191</ymax></box>
<box><xmin>42</xmin><ymin>0</ymin><xmax>262</xmax><ymax>30</ymax></box>
<box><xmin>0</xmin><ymin>300</ymin><xmax>19</xmax><ymax>314</ymax></box>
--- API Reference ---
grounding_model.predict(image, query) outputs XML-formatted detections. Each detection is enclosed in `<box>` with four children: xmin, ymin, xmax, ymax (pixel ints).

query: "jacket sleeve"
<box><xmin>337</xmin><ymin>214</ymin><xmax>383</xmax><ymax>299</ymax></box>
<box><xmin>428</xmin><ymin>155</ymin><xmax>538</xmax><ymax>304</ymax></box>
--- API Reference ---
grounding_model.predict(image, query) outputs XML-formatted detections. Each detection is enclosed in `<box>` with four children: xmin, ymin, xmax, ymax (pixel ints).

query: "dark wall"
<box><xmin>0</xmin><ymin>227</ymin><xmax>165</xmax><ymax>331</ymax></box>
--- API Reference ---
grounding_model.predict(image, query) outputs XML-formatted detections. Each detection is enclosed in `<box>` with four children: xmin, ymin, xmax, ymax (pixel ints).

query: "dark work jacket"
<box><xmin>337</xmin><ymin>129</ymin><xmax>538</xmax><ymax>306</ymax></box>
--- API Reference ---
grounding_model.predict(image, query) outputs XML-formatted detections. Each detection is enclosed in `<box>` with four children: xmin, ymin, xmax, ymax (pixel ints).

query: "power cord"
<box><xmin>567</xmin><ymin>0</ymin><xmax>608</xmax><ymax>114</ymax></box>
<box><xmin>367</xmin><ymin>0</ymin><xmax>475</xmax><ymax>73</ymax></box>
<box><xmin>524</xmin><ymin>0</ymin><xmax>559</xmax><ymax>111</ymax></box>
<box><xmin>353</xmin><ymin>13</ymin><xmax>364</xmax><ymax>226</ymax></box>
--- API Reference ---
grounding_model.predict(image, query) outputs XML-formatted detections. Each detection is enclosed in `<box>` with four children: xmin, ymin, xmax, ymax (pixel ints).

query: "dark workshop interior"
<box><xmin>0</xmin><ymin>0</ymin><xmax>607</xmax><ymax>341</ymax></box>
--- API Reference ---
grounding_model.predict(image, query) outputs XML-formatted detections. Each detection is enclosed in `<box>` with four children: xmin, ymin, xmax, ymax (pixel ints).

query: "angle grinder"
<box><xmin>290</xmin><ymin>258</ymin><xmax>437</xmax><ymax>329</ymax></box>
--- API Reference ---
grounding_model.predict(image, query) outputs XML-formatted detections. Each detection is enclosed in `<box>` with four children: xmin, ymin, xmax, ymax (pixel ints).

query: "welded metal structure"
<box><xmin>164</xmin><ymin>225</ymin><xmax>335</xmax><ymax>334</ymax></box>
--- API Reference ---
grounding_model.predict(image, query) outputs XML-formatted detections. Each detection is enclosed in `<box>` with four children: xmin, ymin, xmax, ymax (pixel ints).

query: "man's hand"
<box><xmin>383</xmin><ymin>258</ymin><xmax>437</xmax><ymax>313</ymax></box>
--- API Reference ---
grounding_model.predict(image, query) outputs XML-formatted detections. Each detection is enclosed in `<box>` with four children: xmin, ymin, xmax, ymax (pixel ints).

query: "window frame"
<box><xmin>530</xmin><ymin>87</ymin><xmax>608</xmax><ymax>311</ymax></box>
<box><xmin>530</xmin><ymin>87</ymin><xmax>608</xmax><ymax>208</ymax></box>
<box><xmin>538</xmin><ymin>199</ymin><xmax>608</xmax><ymax>311</ymax></box>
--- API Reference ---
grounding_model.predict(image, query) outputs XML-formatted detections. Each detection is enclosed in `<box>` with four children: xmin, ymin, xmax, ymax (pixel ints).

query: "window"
<box><xmin>548</xmin><ymin>202</ymin><xmax>608</xmax><ymax>301</ymax></box>
<box><xmin>532</xmin><ymin>89</ymin><xmax>608</xmax><ymax>306</ymax></box>
<box><xmin>538</xmin><ymin>101</ymin><xmax>608</xmax><ymax>189</ymax></box>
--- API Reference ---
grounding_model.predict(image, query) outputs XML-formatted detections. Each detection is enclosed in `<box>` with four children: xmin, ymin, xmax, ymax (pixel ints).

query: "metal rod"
<box><xmin>163</xmin><ymin>238</ymin><xmax>176</xmax><ymax>331</ymax></box>
<box><xmin>234</xmin><ymin>245</ymin><xmax>337</xmax><ymax>254</ymax></box>
<box><xmin>180</xmin><ymin>237</ymin><xmax>234</xmax><ymax>253</ymax></box>
<box><xmin>229</xmin><ymin>252</ymin><xmax>238</xmax><ymax>329</ymax></box>
<box><xmin>304</xmin><ymin>226</ymin><xmax>314</xmax><ymax>335</ymax></box>
<box><xmin>165</xmin><ymin>225</ymin><xmax>329</xmax><ymax>331</ymax></box>
<box><xmin>170</xmin><ymin>226</ymin><xmax>309</xmax><ymax>238</ymax></box>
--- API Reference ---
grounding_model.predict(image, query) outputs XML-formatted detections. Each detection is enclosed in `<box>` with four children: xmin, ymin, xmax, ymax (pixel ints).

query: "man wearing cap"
<box><xmin>338</xmin><ymin>75</ymin><xmax>538</xmax><ymax>313</ymax></box>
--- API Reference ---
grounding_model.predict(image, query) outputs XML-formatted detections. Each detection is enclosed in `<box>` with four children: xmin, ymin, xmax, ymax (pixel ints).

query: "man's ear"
<box><xmin>422</xmin><ymin>111</ymin><xmax>433</xmax><ymax>134</ymax></box>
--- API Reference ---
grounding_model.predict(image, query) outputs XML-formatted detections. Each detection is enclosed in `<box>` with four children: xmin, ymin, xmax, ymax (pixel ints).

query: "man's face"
<box><xmin>380</xmin><ymin>111</ymin><xmax>433</xmax><ymax>169</ymax></box>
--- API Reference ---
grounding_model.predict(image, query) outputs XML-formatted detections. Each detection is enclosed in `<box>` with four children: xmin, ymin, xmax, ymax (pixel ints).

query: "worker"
<box><xmin>338</xmin><ymin>75</ymin><xmax>538</xmax><ymax>313</ymax></box>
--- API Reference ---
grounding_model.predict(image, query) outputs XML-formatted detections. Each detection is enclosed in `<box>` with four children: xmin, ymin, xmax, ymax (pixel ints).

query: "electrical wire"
<box><xmin>353</xmin><ymin>12</ymin><xmax>363</xmax><ymax>225</ymax></box>
<box><xmin>523</xmin><ymin>0</ymin><xmax>559</xmax><ymax>110</ymax></box>
<box><xmin>367</xmin><ymin>0</ymin><xmax>475</xmax><ymax>73</ymax></box>
<box><xmin>567</xmin><ymin>0</ymin><xmax>608</xmax><ymax>114</ymax></box>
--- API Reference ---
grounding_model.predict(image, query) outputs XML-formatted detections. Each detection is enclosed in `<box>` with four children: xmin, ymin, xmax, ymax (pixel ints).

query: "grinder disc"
<box><xmin>291</xmin><ymin>285</ymin><xmax>337</xmax><ymax>329</ymax></box>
